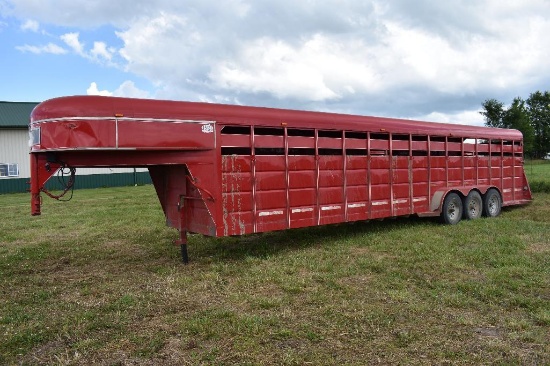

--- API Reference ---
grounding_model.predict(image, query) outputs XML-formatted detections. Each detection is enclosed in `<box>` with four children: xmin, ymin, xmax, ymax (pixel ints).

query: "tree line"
<box><xmin>480</xmin><ymin>91</ymin><xmax>550</xmax><ymax>158</ymax></box>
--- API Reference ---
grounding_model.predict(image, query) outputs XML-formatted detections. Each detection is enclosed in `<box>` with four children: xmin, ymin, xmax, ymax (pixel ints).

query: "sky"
<box><xmin>1</xmin><ymin>0</ymin><xmax>549</xmax><ymax>126</ymax></box>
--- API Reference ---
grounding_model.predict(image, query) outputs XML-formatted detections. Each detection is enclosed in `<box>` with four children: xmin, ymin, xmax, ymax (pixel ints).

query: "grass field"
<box><xmin>525</xmin><ymin>159</ymin><xmax>550</xmax><ymax>182</ymax></box>
<box><xmin>1</xmin><ymin>164</ymin><xmax>549</xmax><ymax>365</ymax></box>
<box><xmin>525</xmin><ymin>160</ymin><xmax>550</xmax><ymax>194</ymax></box>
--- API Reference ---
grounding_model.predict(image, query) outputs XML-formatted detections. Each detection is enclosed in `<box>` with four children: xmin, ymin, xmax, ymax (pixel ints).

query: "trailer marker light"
<box><xmin>115</xmin><ymin>113</ymin><xmax>124</xmax><ymax>117</ymax></box>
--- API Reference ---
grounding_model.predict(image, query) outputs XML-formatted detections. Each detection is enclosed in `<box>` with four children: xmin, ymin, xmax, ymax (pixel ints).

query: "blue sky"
<box><xmin>1</xmin><ymin>18</ymin><xmax>150</xmax><ymax>101</ymax></box>
<box><xmin>1</xmin><ymin>0</ymin><xmax>549</xmax><ymax>126</ymax></box>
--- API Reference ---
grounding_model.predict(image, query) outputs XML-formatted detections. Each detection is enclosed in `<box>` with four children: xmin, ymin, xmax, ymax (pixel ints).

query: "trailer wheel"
<box><xmin>463</xmin><ymin>190</ymin><xmax>483</xmax><ymax>220</ymax></box>
<box><xmin>482</xmin><ymin>188</ymin><xmax>502</xmax><ymax>218</ymax></box>
<box><xmin>442</xmin><ymin>192</ymin><xmax>463</xmax><ymax>225</ymax></box>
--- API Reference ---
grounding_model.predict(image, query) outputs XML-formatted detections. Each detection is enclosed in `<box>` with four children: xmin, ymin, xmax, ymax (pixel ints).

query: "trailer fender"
<box><xmin>430</xmin><ymin>191</ymin><xmax>447</xmax><ymax>212</ymax></box>
<box><xmin>430</xmin><ymin>189</ymin><xmax>467</xmax><ymax>213</ymax></box>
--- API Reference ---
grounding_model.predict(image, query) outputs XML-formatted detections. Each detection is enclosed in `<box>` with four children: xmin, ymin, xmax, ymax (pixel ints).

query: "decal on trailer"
<box><xmin>201</xmin><ymin>124</ymin><xmax>214</xmax><ymax>134</ymax></box>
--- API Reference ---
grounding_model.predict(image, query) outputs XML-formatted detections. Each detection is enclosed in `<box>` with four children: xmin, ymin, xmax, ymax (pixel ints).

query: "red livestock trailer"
<box><xmin>30</xmin><ymin>96</ymin><xmax>532</xmax><ymax>262</ymax></box>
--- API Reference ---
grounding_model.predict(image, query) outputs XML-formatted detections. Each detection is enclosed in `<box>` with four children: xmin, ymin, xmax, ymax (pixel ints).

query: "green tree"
<box><xmin>504</xmin><ymin>98</ymin><xmax>535</xmax><ymax>156</ymax></box>
<box><xmin>480</xmin><ymin>98</ymin><xmax>505</xmax><ymax>128</ymax></box>
<box><xmin>526</xmin><ymin>91</ymin><xmax>550</xmax><ymax>158</ymax></box>
<box><xmin>480</xmin><ymin>97</ymin><xmax>535</xmax><ymax>156</ymax></box>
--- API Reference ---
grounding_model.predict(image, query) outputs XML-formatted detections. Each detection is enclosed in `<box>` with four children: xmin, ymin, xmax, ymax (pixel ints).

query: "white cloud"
<box><xmin>86</xmin><ymin>82</ymin><xmax>112</xmax><ymax>96</ymax></box>
<box><xmin>6</xmin><ymin>0</ymin><xmax>550</xmax><ymax>122</ymax></box>
<box><xmin>112</xmin><ymin>81</ymin><xmax>150</xmax><ymax>98</ymax></box>
<box><xmin>5</xmin><ymin>0</ymin><xmax>143</xmax><ymax>27</ymax></box>
<box><xmin>16</xmin><ymin>43</ymin><xmax>67</xmax><ymax>54</ymax></box>
<box><xmin>116</xmin><ymin>12</ymin><xmax>194</xmax><ymax>74</ymax></box>
<box><xmin>208</xmin><ymin>34</ymin><xmax>392</xmax><ymax>103</ymax></box>
<box><xmin>110</xmin><ymin>1</ymin><xmax>550</xmax><ymax>115</ymax></box>
<box><xmin>90</xmin><ymin>41</ymin><xmax>112</xmax><ymax>61</ymax></box>
<box><xmin>20</xmin><ymin>19</ymin><xmax>39</xmax><ymax>32</ymax></box>
<box><xmin>58</xmin><ymin>33</ymin><xmax>120</xmax><ymax>67</ymax></box>
<box><xmin>86</xmin><ymin>81</ymin><xmax>150</xmax><ymax>98</ymax></box>
<box><xmin>60</xmin><ymin>32</ymin><xmax>84</xmax><ymax>55</ymax></box>
<box><xmin>210</xmin><ymin>37</ymin><xmax>340</xmax><ymax>102</ymax></box>
<box><xmin>418</xmin><ymin>110</ymin><xmax>485</xmax><ymax>127</ymax></box>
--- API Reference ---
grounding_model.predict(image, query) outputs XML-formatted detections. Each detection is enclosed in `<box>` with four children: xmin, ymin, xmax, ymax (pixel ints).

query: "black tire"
<box><xmin>442</xmin><ymin>192</ymin><xmax>463</xmax><ymax>225</ymax></box>
<box><xmin>482</xmin><ymin>188</ymin><xmax>502</xmax><ymax>217</ymax></box>
<box><xmin>463</xmin><ymin>190</ymin><xmax>483</xmax><ymax>220</ymax></box>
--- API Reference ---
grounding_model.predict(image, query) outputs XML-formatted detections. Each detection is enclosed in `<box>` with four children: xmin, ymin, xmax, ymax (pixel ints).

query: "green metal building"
<box><xmin>0</xmin><ymin>101</ymin><xmax>151</xmax><ymax>194</ymax></box>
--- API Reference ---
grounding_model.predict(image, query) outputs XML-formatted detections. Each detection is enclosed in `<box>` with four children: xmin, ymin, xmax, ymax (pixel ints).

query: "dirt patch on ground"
<box><xmin>526</xmin><ymin>242</ymin><xmax>550</xmax><ymax>253</ymax></box>
<box><xmin>337</xmin><ymin>274</ymin><xmax>373</xmax><ymax>287</ymax></box>
<box><xmin>19</xmin><ymin>339</ymin><xmax>75</xmax><ymax>365</ymax></box>
<box><xmin>474</xmin><ymin>326</ymin><xmax>502</xmax><ymax>338</ymax></box>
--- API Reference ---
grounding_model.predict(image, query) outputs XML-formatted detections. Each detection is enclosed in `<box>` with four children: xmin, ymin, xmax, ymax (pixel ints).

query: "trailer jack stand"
<box><xmin>175</xmin><ymin>230</ymin><xmax>189</xmax><ymax>264</ymax></box>
<box><xmin>180</xmin><ymin>244</ymin><xmax>189</xmax><ymax>264</ymax></box>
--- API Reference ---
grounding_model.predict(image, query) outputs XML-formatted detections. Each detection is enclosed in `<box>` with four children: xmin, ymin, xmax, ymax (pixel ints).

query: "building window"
<box><xmin>0</xmin><ymin>163</ymin><xmax>19</xmax><ymax>177</ymax></box>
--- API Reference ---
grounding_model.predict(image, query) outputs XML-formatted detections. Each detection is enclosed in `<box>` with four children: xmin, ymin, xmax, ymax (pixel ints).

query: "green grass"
<box><xmin>525</xmin><ymin>159</ymin><xmax>550</xmax><ymax>193</ymax></box>
<box><xmin>1</xmin><ymin>186</ymin><xmax>549</xmax><ymax>365</ymax></box>
<box><xmin>525</xmin><ymin>159</ymin><xmax>550</xmax><ymax>180</ymax></box>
